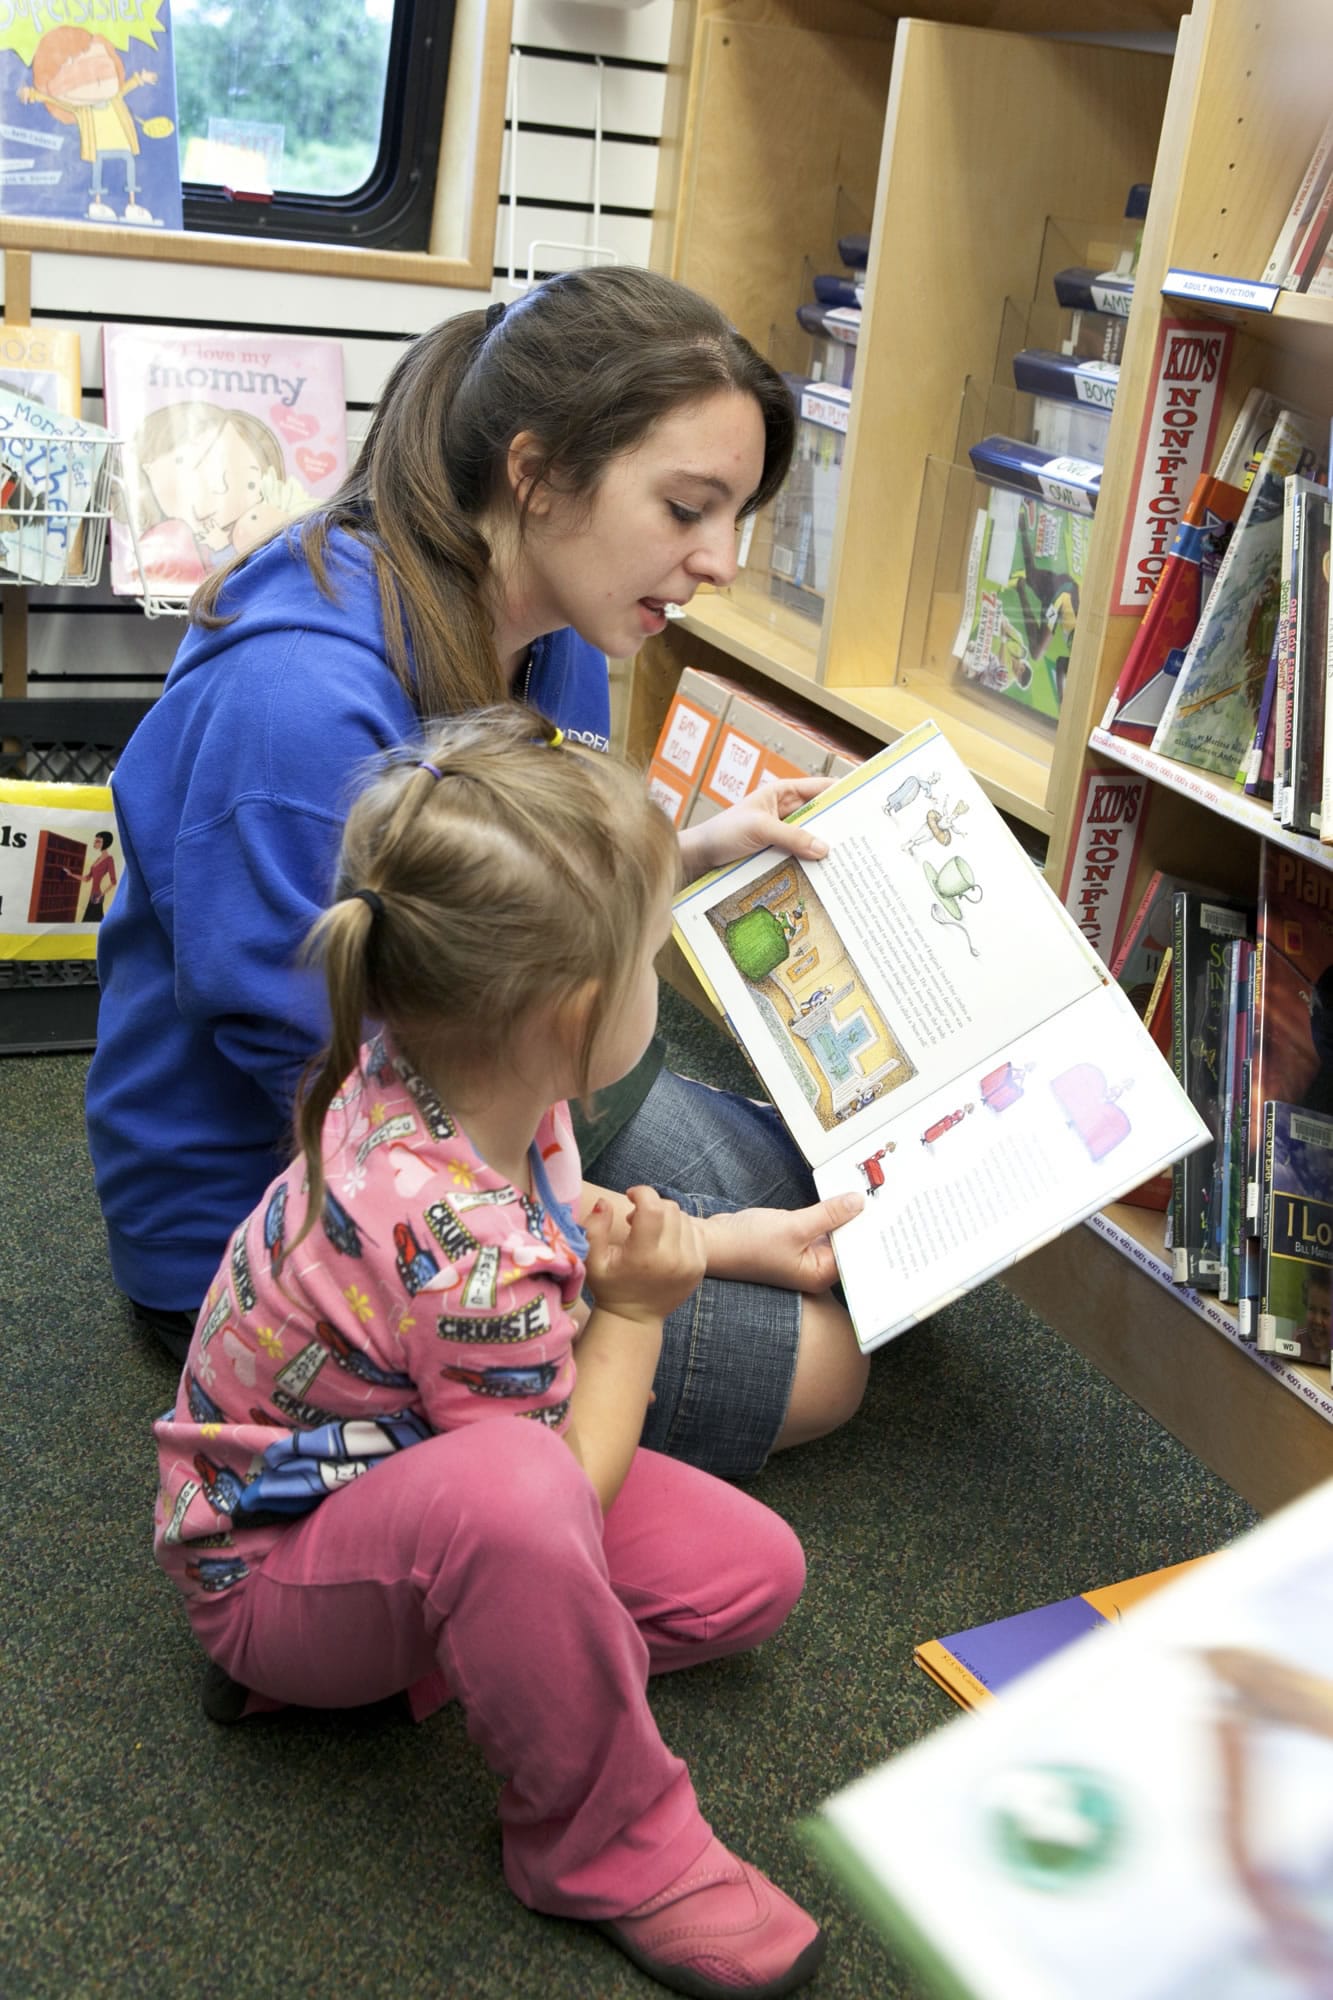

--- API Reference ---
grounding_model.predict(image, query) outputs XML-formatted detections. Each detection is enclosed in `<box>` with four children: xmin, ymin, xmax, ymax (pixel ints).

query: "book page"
<box><xmin>674</xmin><ymin>722</ymin><xmax>1105</xmax><ymax>1171</ymax></box>
<box><xmin>674</xmin><ymin>722</ymin><xmax>1208</xmax><ymax>1351</ymax></box>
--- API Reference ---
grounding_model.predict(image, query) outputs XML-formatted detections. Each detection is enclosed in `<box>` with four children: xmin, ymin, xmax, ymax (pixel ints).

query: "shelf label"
<box><xmin>1037</xmin><ymin>455</ymin><xmax>1099</xmax><ymax>514</ymax></box>
<box><xmin>1112</xmin><ymin>318</ymin><xmax>1233</xmax><ymax>613</ymax></box>
<box><xmin>1090</xmin><ymin>271</ymin><xmax>1133</xmax><ymax>316</ymax></box>
<box><xmin>1073</xmin><ymin>360</ymin><xmax>1119</xmax><ymax>408</ymax></box>
<box><xmin>1162</xmin><ymin>268</ymin><xmax>1281</xmax><ymax>313</ymax></box>
<box><xmin>799</xmin><ymin>385</ymin><xmax>851</xmax><ymax>434</ymax></box>
<box><xmin>1057</xmin><ymin>765</ymin><xmax>1148</xmax><ymax>963</ymax></box>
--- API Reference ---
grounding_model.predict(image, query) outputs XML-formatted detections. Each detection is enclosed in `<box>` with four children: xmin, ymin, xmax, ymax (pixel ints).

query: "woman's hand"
<box><xmin>700</xmin><ymin>1190</ymin><xmax>864</xmax><ymax>1291</ymax></box>
<box><xmin>583</xmin><ymin>1185</ymin><xmax>707</xmax><ymax>1326</ymax></box>
<box><xmin>678</xmin><ymin>773</ymin><xmax>833</xmax><ymax>879</ymax></box>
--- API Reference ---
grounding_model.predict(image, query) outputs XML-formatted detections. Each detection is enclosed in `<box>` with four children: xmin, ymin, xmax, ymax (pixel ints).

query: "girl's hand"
<box><xmin>701</xmin><ymin>1191</ymin><xmax>865</xmax><ymax>1291</ymax></box>
<box><xmin>678</xmin><ymin>773</ymin><xmax>832</xmax><ymax>879</ymax></box>
<box><xmin>583</xmin><ymin>1185</ymin><xmax>706</xmax><ymax>1326</ymax></box>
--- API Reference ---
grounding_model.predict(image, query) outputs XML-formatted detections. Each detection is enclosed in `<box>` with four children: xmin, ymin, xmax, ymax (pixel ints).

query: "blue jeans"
<box><xmin>589</xmin><ymin>1069</ymin><xmax>817</xmax><ymax>1478</ymax></box>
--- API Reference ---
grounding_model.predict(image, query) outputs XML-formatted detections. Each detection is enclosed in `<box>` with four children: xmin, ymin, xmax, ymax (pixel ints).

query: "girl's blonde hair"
<box><xmin>292</xmin><ymin>703</ymin><xmax>679</xmax><ymax>1230</ymax></box>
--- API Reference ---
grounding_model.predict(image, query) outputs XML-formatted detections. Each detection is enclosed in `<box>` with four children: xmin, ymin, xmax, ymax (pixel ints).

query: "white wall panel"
<box><xmin>499</xmin><ymin>128</ymin><xmax>659</xmax><ymax>212</ymax></box>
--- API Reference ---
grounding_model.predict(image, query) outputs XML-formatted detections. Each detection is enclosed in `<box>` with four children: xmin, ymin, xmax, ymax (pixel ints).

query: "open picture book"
<box><xmin>672</xmin><ymin>722</ymin><xmax>1209</xmax><ymax>1351</ymax></box>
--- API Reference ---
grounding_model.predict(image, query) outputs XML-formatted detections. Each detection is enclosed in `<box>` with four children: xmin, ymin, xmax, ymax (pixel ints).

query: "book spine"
<box><xmin>1278</xmin><ymin>479</ymin><xmax>1311</xmax><ymax>827</ymax></box>
<box><xmin>1261</xmin><ymin>117</ymin><xmax>1333</xmax><ymax>284</ymax></box>
<box><xmin>1109</xmin><ymin>868</ymin><xmax>1164</xmax><ymax>982</ymax></box>
<box><xmin>1256</xmin><ymin>1100</ymin><xmax>1279</xmax><ymax>1352</ymax></box>
<box><xmin>1170</xmin><ymin>891</ymin><xmax>1191</xmax><ymax>1282</ymax></box>
<box><xmin>1272</xmin><ymin>478</ymin><xmax>1300</xmax><ymax>815</ymax></box>
<box><xmin>1284</xmin><ymin>169</ymin><xmax>1333</xmax><ymax>292</ymax></box>
<box><xmin>1245</xmin><ymin>935</ymin><xmax>1266</xmax><ymax>1230</ymax></box>
<box><xmin>1287</xmin><ymin>488</ymin><xmax>1331</xmax><ymax>838</ymax></box>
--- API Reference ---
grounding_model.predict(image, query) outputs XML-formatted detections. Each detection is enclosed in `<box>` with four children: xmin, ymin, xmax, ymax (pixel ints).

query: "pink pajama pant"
<box><xmin>184</xmin><ymin>1420</ymin><xmax>806</xmax><ymax>1919</ymax></box>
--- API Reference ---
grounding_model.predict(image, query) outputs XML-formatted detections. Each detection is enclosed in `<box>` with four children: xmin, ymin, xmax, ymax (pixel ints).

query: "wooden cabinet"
<box><xmin>645</xmin><ymin>0</ymin><xmax>1333</xmax><ymax>1512</ymax></box>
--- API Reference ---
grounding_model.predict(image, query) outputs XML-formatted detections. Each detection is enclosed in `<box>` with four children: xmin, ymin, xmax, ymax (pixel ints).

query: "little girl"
<box><xmin>153</xmin><ymin>707</ymin><xmax>830</xmax><ymax>1998</ymax></box>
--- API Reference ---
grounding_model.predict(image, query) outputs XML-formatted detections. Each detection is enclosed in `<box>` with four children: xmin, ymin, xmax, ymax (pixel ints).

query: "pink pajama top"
<box><xmin>153</xmin><ymin>1032</ymin><xmax>588</xmax><ymax>1603</ymax></box>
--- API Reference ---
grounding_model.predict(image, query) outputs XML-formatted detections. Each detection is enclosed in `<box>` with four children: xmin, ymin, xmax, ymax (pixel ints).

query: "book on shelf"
<box><xmin>1010</xmin><ymin>349</ymin><xmax>1117</xmax><ymax>464</ymax></box>
<box><xmin>914</xmin><ymin>1558</ymin><xmax>1207</xmax><ymax>1712</ymax></box>
<box><xmin>1241</xmin><ymin>626</ymin><xmax>1281</xmax><ymax>802</ymax></box>
<box><xmin>1170</xmin><ymin>889</ymin><xmax>1254</xmax><ymax>1289</ymax></box>
<box><xmin>1256</xmin><ymin>1100</ymin><xmax>1333</xmax><ymax>1365</ymax></box>
<box><xmin>1244</xmin><ymin>843</ymin><xmax>1333</xmax><ymax>1236</ymax></box>
<box><xmin>102</xmin><ymin>324</ymin><xmax>348</xmax><ymax>600</ymax></box>
<box><xmin>1121</xmin><ymin>943</ymin><xmax>1175</xmax><ymax>1214</ymax></box>
<box><xmin>1150</xmin><ymin>406</ymin><xmax>1323</xmax><ymax>780</ymax></box>
<box><xmin>952</xmin><ymin>487</ymin><xmax>1091</xmax><ymax>719</ymax></box>
<box><xmin>0</xmin><ymin>383</ymin><xmax>111</xmax><ymax>585</ymax></box>
<box><xmin>0</xmin><ymin>6</ymin><xmax>183</xmax><ymax>231</ymax></box>
<box><xmin>810</xmin><ymin>1474</ymin><xmax>1333</xmax><ymax>2000</ymax></box>
<box><xmin>0</xmin><ymin>322</ymin><xmax>82</xmax><ymax>418</ymax></box>
<box><xmin>1260</xmin><ymin>112</ymin><xmax>1333</xmax><ymax>286</ymax></box>
<box><xmin>671</xmin><ymin>723</ymin><xmax>1209</xmax><ymax>1354</ymax></box>
<box><xmin>1109</xmin><ymin>867</ymin><xmax>1194</xmax><ymax>1012</ymax></box>
<box><xmin>1284</xmin><ymin>168</ymin><xmax>1333</xmax><ymax>295</ymax></box>
<box><xmin>1216</xmin><ymin>935</ymin><xmax>1255</xmax><ymax>1303</ymax></box>
<box><xmin>1278</xmin><ymin>479</ymin><xmax>1331</xmax><ymax>837</ymax></box>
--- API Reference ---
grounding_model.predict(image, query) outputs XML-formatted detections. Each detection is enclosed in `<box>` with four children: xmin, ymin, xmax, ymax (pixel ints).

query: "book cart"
<box><xmin>640</xmin><ymin>0</ymin><xmax>1333</xmax><ymax>1513</ymax></box>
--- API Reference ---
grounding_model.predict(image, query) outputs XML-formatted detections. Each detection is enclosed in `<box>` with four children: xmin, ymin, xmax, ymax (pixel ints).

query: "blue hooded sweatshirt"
<box><xmin>86</xmin><ymin>528</ymin><xmax>612</xmax><ymax>1312</ymax></box>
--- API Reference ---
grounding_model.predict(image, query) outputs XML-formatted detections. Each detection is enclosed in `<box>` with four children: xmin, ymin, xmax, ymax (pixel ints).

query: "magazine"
<box><xmin>103</xmin><ymin>324</ymin><xmax>348</xmax><ymax>598</ymax></box>
<box><xmin>914</xmin><ymin>1558</ymin><xmax>1207</xmax><ymax>1710</ymax></box>
<box><xmin>0</xmin><ymin>4</ymin><xmax>182</xmax><ymax>231</ymax></box>
<box><xmin>672</xmin><ymin>724</ymin><xmax>1209</xmax><ymax>1353</ymax></box>
<box><xmin>953</xmin><ymin>487</ymin><xmax>1091</xmax><ymax>719</ymax></box>
<box><xmin>811</xmin><ymin>1473</ymin><xmax>1333</xmax><ymax>2000</ymax></box>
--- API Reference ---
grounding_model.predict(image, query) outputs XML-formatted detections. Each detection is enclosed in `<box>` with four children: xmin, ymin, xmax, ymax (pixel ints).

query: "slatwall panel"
<box><xmin>3</xmin><ymin>0</ymin><xmax>673</xmax><ymax>699</ymax></box>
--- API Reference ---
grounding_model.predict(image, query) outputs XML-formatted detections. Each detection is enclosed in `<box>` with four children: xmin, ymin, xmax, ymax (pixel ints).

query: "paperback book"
<box><xmin>1278</xmin><ymin>479</ymin><xmax>1331</xmax><ymax>836</ymax></box>
<box><xmin>0</xmin><ymin>322</ymin><xmax>82</xmax><ymax>417</ymax></box>
<box><xmin>1170</xmin><ymin>889</ymin><xmax>1254</xmax><ymax>1289</ymax></box>
<box><xmin>1245</xmin><ymin>843</ymin><xmax>1333</xmax><ymax>1233</ymax></box>
<box><xmin>672</xmin><ymin>723</ymin><xmax>1209</xmax><ymax>1353</ymax></box>
<box><xmin>914</xmin><ymin>1558</ymin><xmax>1206</xmax><ymax>1710</ymax></box>
<box><xmin>103</xmin><ymin>324</ymin><xmax>348</xmax><ymax>599</ymax></box>
<box><xmin>0</xmin><ymin>3</ymin><xmax>182</xmax><ymax>231</ymax></box>
<box><xmin>812</xmin><ymin>1475</ymin><xmax>1333</xmax><ymax>2000</ymax></box>
<box><xmin>1256</xmin><ymin>1100</ymin><xmax>1333</xmax><ymax>1364</ymax></box>
<box><xmin>1151</xmin><ymin>407</ymin><xmax>1323</xmax><ymax>779</ymax></box>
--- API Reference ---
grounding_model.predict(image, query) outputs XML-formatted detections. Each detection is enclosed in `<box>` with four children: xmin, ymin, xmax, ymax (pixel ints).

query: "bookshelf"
<box><xmin>644</xmin><ymin>0</ymin><xmax>1333</xmax><ymax>1511</ymax></box>
<box><xmin>645</xmin><ymin>0</ymin><xmax>1174</xmax><ymax>834</ymax></box>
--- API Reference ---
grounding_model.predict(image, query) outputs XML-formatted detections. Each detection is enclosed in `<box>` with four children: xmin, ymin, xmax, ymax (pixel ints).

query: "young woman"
<box><xmin>89</xmin><ymin>263</ymin><xmax>871</xmax><ymax>1479</ymax></box>
<box><xmin>157</xmin><ymin>709</ymin><xmax>839</xmax><ymax>1994</ymax></box>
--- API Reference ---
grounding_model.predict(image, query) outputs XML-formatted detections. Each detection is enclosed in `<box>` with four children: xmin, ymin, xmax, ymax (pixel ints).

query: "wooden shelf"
<box><xmin>1159</xmin><ymin>282</ymin><xmax>1333</xmax><ymax>360</ymax></box>
<box><xmin>1088</xmin><ymin>727</ymin><xmax>1332</xmax><ymax>867</ymax></box>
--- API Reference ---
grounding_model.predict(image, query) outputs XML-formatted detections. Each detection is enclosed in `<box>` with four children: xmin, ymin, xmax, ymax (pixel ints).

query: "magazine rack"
<box><xmin>0</xmin><ymin>697</ymin><xmax>153</xmax><ymax>1053</ymax></box>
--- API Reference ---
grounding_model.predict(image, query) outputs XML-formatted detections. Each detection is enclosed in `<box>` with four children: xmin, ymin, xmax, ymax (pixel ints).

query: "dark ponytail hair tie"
<box><xmin>347</xmin><ymin>887</ymin><xmax>385</xmax><ymax>922</ymax></box>
<box><xmin>485</xmin><ymin>299</ymin><xmax>507</xmax><ymax>331</ymax></box>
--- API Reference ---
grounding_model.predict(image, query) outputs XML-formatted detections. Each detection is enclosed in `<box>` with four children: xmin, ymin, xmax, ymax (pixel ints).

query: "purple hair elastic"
<box><xmin>419</xmin><ymin>760</ymin><xmax>445</xmax><ymax>781</ymax></box>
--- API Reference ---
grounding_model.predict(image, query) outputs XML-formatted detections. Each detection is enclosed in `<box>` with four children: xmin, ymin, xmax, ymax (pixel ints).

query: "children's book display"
<box><xmin>952</xmin><ymin>482</ymin><xmax>1091</xmax><ymax>719</ymax></box>
<box><xmin>0</xmin><ymin>3</ymin><xmax>182</xmax><ymax>231</ymax></box>
<box><xmin>811</xmin><ymin>1473</ymin><xmax>1333</xmax><ymax>2000</ymax></box>
<box><xmin>102</xmin><ymin>325</ymin><xmax>349</xmax><ymax>599</ymax></box>
<box><xmin>0</xmin><ymin>321</ymin><xmax>82</xmax><ymax>417</ymax></box>
<box><xmin>0</xmin><ymin>383</ymin><xmax>112</xmax><ymax>585</ymax></box>
<box><xmin>672</xmin><ymin>722</ymin><xmax>1208</xmax><ymax>1353</ymax></box>
<box><xmin>914</xmin><ymin>1557</ymin><xmax>1206</xmax><ymax>1710</ymax></box>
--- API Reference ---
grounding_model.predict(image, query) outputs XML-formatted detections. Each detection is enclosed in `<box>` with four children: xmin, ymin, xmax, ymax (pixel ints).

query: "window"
<box><xmin>174</xmin><ymin>0</ymin><xmax>454</xmax><ymax>249</ymax></box>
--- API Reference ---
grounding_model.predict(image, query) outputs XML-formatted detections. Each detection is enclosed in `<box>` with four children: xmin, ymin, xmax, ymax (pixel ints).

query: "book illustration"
<box><xmin>102</xmin><ymin>325</ymin><xmax>348</xmax><ymax>598</ymax></box>
<box><xmin>673</xmin><ymin>723</ymin><xmax>1209</xmax><ymax>1352</ymax></box>
<box><xmin>923</xmin><ymin>854</ymin><xmax>984</xmax><ymax>957</ymax></box>
<box><xmin>1</xmin><ymin>7</ymin><xmax>182</xmax><ymax>231</ymax></box>
<box><xmin>1050</xmin><ymin>1066</ymin><xmax>1133</xmax><ymax>1161</ymax></box>
<box><xmin>856</xmin><ymin>1143</ymin><xmax>895</xmax><ymax>1195</ymax></box>
<box><xmin>707</xmin><ymin>860</ymin><xmax>916</xmax><ymax>1134</ymax></box>
<box><xmin>920</xmin><ymin>1103</ymin><xmax>974</xmax><ymax>1147</ymax></box>
<box><xmin>813</xmin><ymin>1483</ymin><xmax>1333</xmax><ymax>2000</ymax></box>
<box><xmin>901</xmin><ymin>795</ymin><xmax>969</xmax><ymax>855</ymax></box>
<box><xmin>1257</xmin><ymin>1102</ymin><xmax>1333</xmax><ymax>1365</ymax></box>
<box><xmin>0</xmin><ymin>776</ymin><xmax>122</xmax><ymax>958</ymax></box>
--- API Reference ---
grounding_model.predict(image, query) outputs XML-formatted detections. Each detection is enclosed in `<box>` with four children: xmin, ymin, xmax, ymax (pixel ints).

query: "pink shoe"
<box><xmin>598</xmin><ymin>1835</ymin><xmax>825</xmax><ymax>1997</ymax></box>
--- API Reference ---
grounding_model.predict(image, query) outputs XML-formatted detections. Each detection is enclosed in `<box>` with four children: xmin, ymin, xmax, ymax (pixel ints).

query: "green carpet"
<box><xmin>3</xmin><ymin>988</ymin><xmax>1256</xmax><ymax>1999</ymax></box>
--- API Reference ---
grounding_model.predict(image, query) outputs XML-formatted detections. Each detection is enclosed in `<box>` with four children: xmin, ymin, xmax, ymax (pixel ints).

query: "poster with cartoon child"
<box><xmin>1</xmin><ymin>4</ymin><xmax>182</xmax><ymax>230</ymax></box>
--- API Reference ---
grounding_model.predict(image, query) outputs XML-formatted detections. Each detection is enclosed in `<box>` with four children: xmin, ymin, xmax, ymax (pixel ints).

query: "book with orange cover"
<box><xmin>913</xmin><ymin>1558</ymin><xmax>1206</xmax><ymax>1710</ymax></box>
